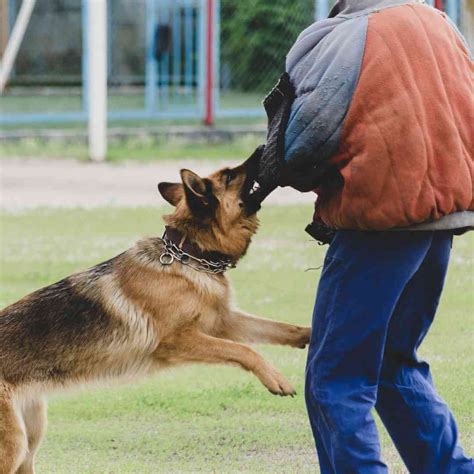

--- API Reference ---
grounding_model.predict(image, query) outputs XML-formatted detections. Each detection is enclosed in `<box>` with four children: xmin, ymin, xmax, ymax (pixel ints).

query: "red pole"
<box><xmin>434</xmin><ymin>0</ymin><xmax>443</xmax><ymax>10</ymax></box>
<box><xmin>204</xmin><ymin>0</ymin><xmax>214</xmax><ymax>126</ymax></box>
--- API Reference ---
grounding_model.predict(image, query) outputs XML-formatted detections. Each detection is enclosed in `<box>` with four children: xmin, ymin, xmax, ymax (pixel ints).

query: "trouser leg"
<box><xmin>375</xmin><ymin>232</ymin><xmax>474</xmax><ymax>474</ymax></box>
<box><xmin>305</xmin><ymin>231</ymin><xmax>434</xmax><ymax>473</ymax></box>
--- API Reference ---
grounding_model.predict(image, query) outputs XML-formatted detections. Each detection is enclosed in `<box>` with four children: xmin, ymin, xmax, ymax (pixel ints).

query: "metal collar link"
<box><xmin>159</xmin><ymin>237</ymin><xmax>236</xmax><ymax>274</ymax></box>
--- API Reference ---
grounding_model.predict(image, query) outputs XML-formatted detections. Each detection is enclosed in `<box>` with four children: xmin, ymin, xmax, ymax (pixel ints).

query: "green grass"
<box><xmin>0</xmin><ymin>134</ymin><xmax>264</xmax><ymax>163</ymax></box>
<box><xmin>0</xmin><ymin>206</ymin><xmax>473</xmax><ymax>472</ymax></box>
<box><xmin>0</xmin><ymin>89</ymin><xmax>266</xmax><ymax>161</ymax></box>
<box><xmin>0</xmin><ymin>90</ymin><xmax>264</xmax><ymax>114</ymax></box>
<box><xmin>0</xmin><ymin>89</ymin><xmax>265</xmax><ymax>131</ymax></box>
<box><xmin>0</xmin><ymin>115</ymin><xmax>266</xmax><ymax>131</ymax></box>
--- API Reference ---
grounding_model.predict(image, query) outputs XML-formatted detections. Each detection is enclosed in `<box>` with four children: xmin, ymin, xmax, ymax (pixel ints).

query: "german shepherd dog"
<box><xmin>0</xmin><ymin>157</ymin><xmax>311</xmax><ymax>473</ymax></box>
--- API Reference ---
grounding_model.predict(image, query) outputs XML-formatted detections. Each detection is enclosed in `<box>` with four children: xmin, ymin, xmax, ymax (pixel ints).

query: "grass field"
<box><xmin>0</xmin><ymin>134</ymin><xmax>264</xmax><ymax>163</ymax></box>
<box><xmin>0</xmin><ymin>90</ymin><xmax>264</xmax><ymax>115</ymax></box>
<box><xmin>0</xmin><ymin>205</ymin><xmax>473</xmax><ymax>473</ymax></box>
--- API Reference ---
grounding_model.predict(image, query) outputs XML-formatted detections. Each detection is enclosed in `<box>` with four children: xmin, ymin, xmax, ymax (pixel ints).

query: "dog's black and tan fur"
<box><xmin>0</xmin><ymin>160</ymin><xmax>311</xmax><ymax>473</ymax></box>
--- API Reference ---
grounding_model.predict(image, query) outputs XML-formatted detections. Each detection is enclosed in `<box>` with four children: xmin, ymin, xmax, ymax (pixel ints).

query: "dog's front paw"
<box><xmin>261</xmin><ymin>368</ymin><xmax>296</xmax><ymax>397</ymax></box>
<box><xmin>256</xmin><ymin>365</ymin><xmax>296</xmax><ymax>397</ymax></box>
<box><xmin>288</xmin><ymin>325</ymin><xmax>311</xmax><ymax>349</ymax></box>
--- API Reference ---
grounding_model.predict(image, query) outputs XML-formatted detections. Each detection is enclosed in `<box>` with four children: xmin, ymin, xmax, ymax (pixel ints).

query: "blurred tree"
<box><xmin>220</xmin><ymin>0</ymin><xmax>314</xmax><ymax>92</ymax></box>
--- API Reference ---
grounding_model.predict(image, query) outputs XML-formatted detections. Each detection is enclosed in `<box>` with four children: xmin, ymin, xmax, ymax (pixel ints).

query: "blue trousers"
<box><xmin>305</xmin><ymin>230</ymin><xmax>473</xmax><ymax>474</ymax></box>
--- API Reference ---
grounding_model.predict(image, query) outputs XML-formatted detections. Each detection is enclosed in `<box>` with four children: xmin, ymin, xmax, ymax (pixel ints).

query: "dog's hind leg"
<box><xmin>0</xmin><ymin>383</ymin><xmax>27</xmax><ymax>474</ymax></box>
<box><xmin>218</xmin><ymin>310</ymin><xmax>311</xmax><ymax>349</ymax></box>
<box><xmin>16</xmin><ymin>396</ymin><xmax>47</xmax><ymax>474</ymax></box>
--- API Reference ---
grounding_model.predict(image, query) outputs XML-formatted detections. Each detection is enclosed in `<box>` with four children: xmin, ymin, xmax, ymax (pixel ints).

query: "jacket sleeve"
<box><xmin>282</xmin><ymin>15</ymin><xmax>369</xmax><ymax>191</ymax></box>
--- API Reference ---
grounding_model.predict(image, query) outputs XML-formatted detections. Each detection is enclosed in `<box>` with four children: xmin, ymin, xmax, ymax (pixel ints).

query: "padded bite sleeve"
<box><xmin>248</xmin><ymin>73</ymin><xmax>296</xmax><ymax>204</ymax></box>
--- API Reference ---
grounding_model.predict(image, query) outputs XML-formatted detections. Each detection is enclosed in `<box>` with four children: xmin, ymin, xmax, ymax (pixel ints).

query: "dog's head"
<box><xmin>158</xmin><ymin>157</ymin><xmax>260</xmax><ymax>260</ymax></box>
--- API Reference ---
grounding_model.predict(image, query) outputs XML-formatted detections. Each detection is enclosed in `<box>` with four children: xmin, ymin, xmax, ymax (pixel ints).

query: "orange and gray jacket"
<box><xmin>282</xmin><ymin>0</ymin><xmax>473</xmax><ymax>231</ymax></box>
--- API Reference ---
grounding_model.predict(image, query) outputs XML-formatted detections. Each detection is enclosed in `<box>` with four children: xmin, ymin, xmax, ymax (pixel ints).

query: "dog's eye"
<box><xmin>225</xmin><ymin>170</ymin><xmax>236</xmax><ymax>186</ymax></box>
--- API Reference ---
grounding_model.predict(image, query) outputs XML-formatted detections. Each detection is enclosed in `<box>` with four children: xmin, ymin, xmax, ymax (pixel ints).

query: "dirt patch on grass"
<box><xmin>0</xmin><ymin>159</ymin><xmax>314</xmax><ymax>210</ymax></box>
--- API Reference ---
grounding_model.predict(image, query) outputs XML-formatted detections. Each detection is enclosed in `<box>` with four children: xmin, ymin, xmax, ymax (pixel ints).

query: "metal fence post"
<box><xmin>204</xmin><ymin>0</ymin><xmax>215</xmax><ymax>126</ymax></box>
<box><xmin>315</xmin><ymin>0</ymin><xmax>329</xmax><ymax>21</ymax></box>
<box><xmin>86</xmin><ymin>0</ymin><xmax>107</xmax><ymax>161</ymax></box>
<box><xmin>0</xmin><ymin>0</ymin><xmax>36</xmax><ymax>93</ymax></box>
<box><xmin>446</xmin><ymin>0</ymin><xmax>459</xmax><ymax>24</ymax></box>
<box><xmin>198</xmin><ymin>0</ymin><xmax>206</xmax><ymax>116</ymax></box>
<box><xmin>184</xmin><ymin>2</ymin><xmax>194</xmax><ymax>103</ymax></box>
<box><xmin>82</xmin><ymin>0</ymin><xmax>89</xmax><ymax>117</ymax></box>
<box><xmin>213</xmin><ymin>0</ymin><xmax>220</xmax><ymax>120</ymax></box>
<box><xmin>145</xmin><ymin>0</ymin><xmax>157</xmax><ymax>114</ymax></box>
<box><xmin>172</xmin><ymin>2</ymin><xmax>181</xmax><ymax>102</ymax></box>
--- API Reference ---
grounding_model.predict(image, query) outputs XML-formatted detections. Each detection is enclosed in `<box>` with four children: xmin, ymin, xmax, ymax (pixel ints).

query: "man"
<box><xmin>247</xmin><ymin>0</ymin><xmax>473</xmax><ymax>472</ymax></box>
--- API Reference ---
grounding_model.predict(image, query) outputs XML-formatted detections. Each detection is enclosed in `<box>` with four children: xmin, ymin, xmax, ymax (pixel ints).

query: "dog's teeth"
<box><xmin>249</xmin><ymin>181</ymin><xmax>261</xmax><ymax>195</ymax></box>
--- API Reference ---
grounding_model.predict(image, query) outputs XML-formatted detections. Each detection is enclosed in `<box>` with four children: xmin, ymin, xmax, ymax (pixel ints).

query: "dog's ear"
<box><xmin>158</xmin><ymin>182</ymin><xmax>183</xmax><ymax>206</ymax></box>
<box><xmin>180</xmin><ymin>169</ymin><xmax>217</xmax><ymax>217</ymax></box>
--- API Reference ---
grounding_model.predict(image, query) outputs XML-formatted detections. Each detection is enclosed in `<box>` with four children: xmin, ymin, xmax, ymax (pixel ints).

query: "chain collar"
<box><xmin>159</xmin><ymin>228</ymin><xmax>236</xmax><ymax>275</ymax></box>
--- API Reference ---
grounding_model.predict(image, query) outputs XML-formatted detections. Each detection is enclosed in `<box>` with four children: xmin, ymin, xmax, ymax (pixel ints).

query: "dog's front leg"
<box><xmin>217</xmin><ymin>310</ymin><xmax>311</xmax><ymax>349</ymax></box>
<box><xmin>158</xmin><ymin>329</ymin><xmax>296</xmax><ymax>396</ymax></box>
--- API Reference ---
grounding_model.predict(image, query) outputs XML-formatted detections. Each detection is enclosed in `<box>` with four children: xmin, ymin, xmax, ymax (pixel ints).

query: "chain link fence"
<box><xmin>0</xmin><ymin>0</ymin><xmax>334</xmax><ymax>123</ymax></box>
<box><xmin>1</xmin><ymin>0</ymin><xmax>206</xmax><ymax>123</ymax></box>
<box><xmin>1</xmin><ymin>0</ymin><xmax>470</xmax><ymax>125</ymax></box>
<box><xmin>218</xmin><ymin>0</ymin><xmax>325</xmax><ymax>115</ymax></box>
<box><xmin>1</xmin><ymin>0</ymin><xmax>83</xmax><ymax>118</ymax></box>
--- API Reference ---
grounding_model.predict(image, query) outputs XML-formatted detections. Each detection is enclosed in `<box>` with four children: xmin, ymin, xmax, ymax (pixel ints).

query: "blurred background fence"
<box><xmin>0</xmin><ymin>0</ymin><xmax>472</xmax><ymax>127</ymax></box>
